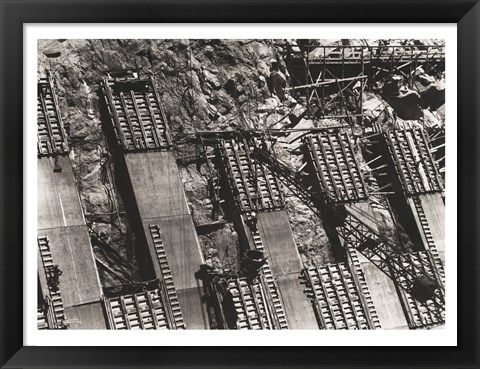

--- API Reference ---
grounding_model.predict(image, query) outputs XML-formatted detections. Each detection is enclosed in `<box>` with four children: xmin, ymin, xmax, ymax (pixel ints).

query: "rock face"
<box><xmin>37</xmin><ymin>39</ymin><xmax>300</xmax><ymax>285</ymax></box>
<box><xmin>37</xmin><ymin>38</ymin><xmax>445</xmax><ymax>287</ymax></box>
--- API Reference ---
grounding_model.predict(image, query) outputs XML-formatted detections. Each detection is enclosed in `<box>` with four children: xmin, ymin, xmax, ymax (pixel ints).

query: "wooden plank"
<box><xmin>306</xmin><ymin>135</ymin><xmax>333</xmax><ymax>199</ymax></box>
<box><xmin>336</xmin><ymin>131</ymin><xmax>361</xmax><ymax>199</ymax></box>
<box><xmin>102</xmin><ymin>78</ymin><xmax>127</xmax><ymax>149</ymax></box>
<box><xmin>386</xmin><ymin>132</ymin><xmax>411</xmax><ymax>194</ymax></box>
<box><xmin>236</xmin><ymin>279</ymin><xmax>253</xmax><ymax>329</ymax></box>
<box><xmin>38</xmin><ymin>91</ymin><xmax>57</xmax><ymax>154</ymax></box>
<box><xmin>144</xmin><ymin>90</ymin><xmax>163</xmax><ymax>147</ymax></box>
<box><xmin>130</xmin><ymin>90</ymin><xmax>149</xmax><ymax>149</ymax></box>
<box><xmin>133</xmin><ymin>294</ymin><xmax>145</xmax><ymax>330</ymax></box>
<box><xmin>119</xmin><ymin>92</ymin><xmax>138</xmax><ymax>150</ymax></box>
<box><xmin>145</xmin><ymin>290</ymin><xmax>161</xmax><ymax>329</ymax></box>
<box><xmin>119</xmin><ymin>296</ymin><xmax>132</xmax><ymax>330</ymax></box>
<box><xmin>326</xmin><ymin>133</ymin><xmax>350</xmax><ymax>201</ymax></box>
<box><xmin>317</xmin><ymin>267</ymin><xmax>340</xmax><ymax>329</ymax></box>
<box><xmin>151</xmin><ymin>81</ymin><xmax>173</xmax><ymax>146</ymax></box>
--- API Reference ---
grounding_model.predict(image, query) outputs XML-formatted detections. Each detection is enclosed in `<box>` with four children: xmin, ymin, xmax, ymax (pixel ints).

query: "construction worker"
<box><xmin>46</xmin><ymin>265</ymin><xmax>63</xmax><ymax>293</ymax></box>
<box><xmin>248</xmin><ymin>211</ymin><xmax>258</xmax><ymax>231</ymax></box>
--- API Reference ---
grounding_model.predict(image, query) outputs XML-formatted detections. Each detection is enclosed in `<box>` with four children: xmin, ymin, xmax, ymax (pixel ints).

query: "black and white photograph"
<box><xmin>37</xmin><ymin>38</ymin><xmax>447</xmax><ymax>331</ymax></box>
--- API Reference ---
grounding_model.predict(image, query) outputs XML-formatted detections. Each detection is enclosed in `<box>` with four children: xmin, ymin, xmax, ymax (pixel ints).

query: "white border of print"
<box><xmin>25</xmin><ymin>23</ymin><xmax>457</xmax><ymax>347</ymax></box>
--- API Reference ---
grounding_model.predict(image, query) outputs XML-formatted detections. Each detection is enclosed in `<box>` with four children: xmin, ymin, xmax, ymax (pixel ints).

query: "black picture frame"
<box><xmin>1</xmin><ymin>0</ymin><xmax>479</xmax><ymax>368</ymax></box>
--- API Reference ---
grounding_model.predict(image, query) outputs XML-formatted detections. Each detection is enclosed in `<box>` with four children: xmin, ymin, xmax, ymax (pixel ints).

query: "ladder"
<box><xmin>244</xmin><ymin>214</ymin><xmax>289</xmax><ymax>329</ymax></box>
<box><xmin>411</xmin><ymin>195</ymin><xmax>445</xmax><ymax>287</ymax></box>
<box><xmin>37</xmin><ymin>306</ymin><xmax>49</xmax><ymax>330</ymax></box>
<box><xmin>390</xmin><ymin>251</ymin><xmax>445</xmax><ymax>328</ymax></box>
<box><xmin>37</xmin><ymin>236</ymin><xmax>67</xmax><ymax>328</ymax></box>
<box><xmin>228</xmin><ymin>278</ymin><xmax>272</xmax><ymax>330</ymax></box>
<box><xmin>149</xmin><ymin>224</ymin><xmax>186</xmax><ymax>329</ymax></box>
<box><xmin>37</xmin><ymin>73</ymin><xmax>69</xmax><ymax>157</ymax></box>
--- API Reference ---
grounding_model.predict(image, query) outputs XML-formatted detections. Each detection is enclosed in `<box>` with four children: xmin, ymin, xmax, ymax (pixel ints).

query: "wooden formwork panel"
<box><xmin>105</xmin><ymin>289</ymin><xmax>181</xmax><ymax>330</ymax></box>
<box><xmin>390</xmin><ymin>251</ymin><xmax>445</xmax><ymax>329</ymax></box>
<box><xmin>217</xmin><ymin>138</ymin><xmax>284</xmax><ymax>213</ymax></box>
<box><xmin>226</xmin><ymin>277</ymin><xmax>287</xmax><ymax>330</ymax></box>
<box><xmin>101</xmin><ymin>77</ymin><xmax>172</xmax><ymax>152</ymax></box>
<box><xmin>304</xmin><ymin>131</ymin><xmax>368</xmax><ymax>203</ymax></box>
<box><xmin>304</xmin><ymin>262</ymin><xmax>381</xmax><ymax>330</ymax></box>
<box><xmin>385</xmin><ymin>128</ymin><xmax>443</xmax><ymax>196</ymax></box>
<box><xmin>37</xmin><ymin>74</ymin><xmax>69</xmax><ymax>157</ymax></box>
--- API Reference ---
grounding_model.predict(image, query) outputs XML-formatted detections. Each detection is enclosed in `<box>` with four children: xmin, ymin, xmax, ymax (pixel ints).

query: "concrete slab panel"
<box><xmin>38</xmin><ymin>157</ymin><xmax>85</xmax><ymax>230</ymax></box>
<box><xmin>419</xmin><ymin>193</ymin><xmax>445</xmax><ymax>262</ymax></box>
<box><xmin>38</xmin><ymin>225</ymin><xmax>102</xmax><ymax>308</ymax></box>
<box><xmin>276</xmin><ymin>273</ymin><xmax>318</xmax><ymax>329</ymax></box>
<box><xmin>64</xmin><ymin>301</ymin><xmax>107</xmax><ymax>329</ymax></box>
<box><xmin>357</xmin><ymin>254</ymin><xmax>409</xmax><ymax>329</ymax></box>
<box><xmin>143</xmin><ymin>215</ymin><xmax>204</xmax><ymax>291</ymax></box>
<box><xmin>177</xmin><ymin>287</ymin><xmax>209</xmax><ymax>329</ymax></box>
<box><xmin>341</xmin><ymin>205</ymin><xmax>408</xmax><ymax>329</ymax></box>
<box><xmin>125</xmin><ymin>152</ymin><xmax>189</xmax><ymax>219</ymax></box>
<box><xmin>257</xmin><ymin>211</ymin><xmax>303</xmax><ymax>276</ymax></box>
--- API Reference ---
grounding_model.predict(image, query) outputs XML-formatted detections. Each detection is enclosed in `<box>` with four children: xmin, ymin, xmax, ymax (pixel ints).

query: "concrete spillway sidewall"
<box><xmin>366</xmin><ymin>135</ymin><xmax>425</xmax><ymax>251</ymax></box>
<box><xmin>38</xmin><ymin>156</ymin><xmax>103</xmax><ymax>304</ymax></box>
<box><xmin>64</xmin><ymin>301</ymin><xmax>107</xmax><ymax>329</ymax></box>
<box><xmin>256</xmin><ymin>210</ymin><xmax>319</xmax><ymax>329</ymax></box>
<box><xmin>37</xmin><ymin>225</ymin><xmax>104</xmax><ymax>308</ymax></box>
<box><xmin>109</xmin><ymin>151</ymin><xmax>157</xmax><ymax>282</ymax></box>
<box><xmin>38</xmin><ymin>156</ymin><xmax>87</xmax><ymax>230</ymax></box>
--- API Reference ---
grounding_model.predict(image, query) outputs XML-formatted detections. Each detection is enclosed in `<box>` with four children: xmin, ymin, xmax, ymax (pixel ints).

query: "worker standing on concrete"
<box><xmin>248</xmin><ymin>211</ymin><xmax>258</xmax><ymax>231</ymax></box>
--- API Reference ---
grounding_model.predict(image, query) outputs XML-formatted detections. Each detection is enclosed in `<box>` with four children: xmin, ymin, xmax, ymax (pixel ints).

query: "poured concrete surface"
<box><xmin>357</xmin><ymin>253</ymin><xmax>409</xmax><ymax>329</ymax></box>
<box><xmin>345</xmin><ymin>202</ymin><xmax>409</xmax><ymax>329</ymax></box>
<box><xmin>38</xmin><ymin>157</ymin><xmax>85</xmax><ymax>230</ymax></box>
<box><xmin>257</xmin><ymin>211</ymin><xmax>303</xmax><ymax>275</ymax></box>
<box><xmin>38</xmin><ymin>157</ymin><xmax>105</xmax><ymax>329</ymax></box>
<box><xmin>276</xmin><ymin>274</ymin><xmax>318</xmax><ymax>329</ymax></box>
<box><xmin>143</xmin><ymin>215</ymin><xmax>204</xmax><ymax>291</ymax></box>
<box><xmin>417</xmin><ymin>193</ymin><xmax>445</xmax><ymax>262</ymax></box>
<box><xmin>177</xmin><ymin>287</ymin><xmax>209</xmax><ymax>329</ymax></box>
<box><xmin>38</xmin><ymin>225</ymin><xmax>103</xmax><ymax>307</ymax></box>
<box><xmin>125</xmin><ymin>152</ymin><xmax>189</xmax><ymax>219</ymax></box>
<box><xmin>257</xmin><ymin>211</ymin><xmax>318</xmax><ymax>329</ymax></box>
<box><xmin>126</xmin><ymin>152</ymin><xmax>208</xmax><ymax>328</ymax></box>
<box><xmin>64</xmin><ymin>301</ymin><xmax>107</xmax><ymax>329</ymax></box>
